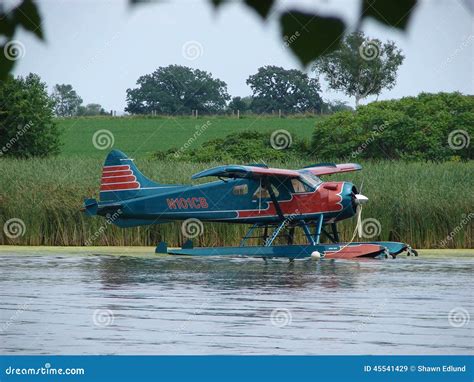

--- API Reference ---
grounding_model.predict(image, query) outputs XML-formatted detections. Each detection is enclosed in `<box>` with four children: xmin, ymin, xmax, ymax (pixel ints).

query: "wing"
<box><xmin>191</xmin><ymin>165</ymin><xmax>301</xmax><ymax>180</ymax></box>
<box><xmin>302</xmin><ymin>163</ymin><xmax>362</xmax><ymax>176</ymax></box>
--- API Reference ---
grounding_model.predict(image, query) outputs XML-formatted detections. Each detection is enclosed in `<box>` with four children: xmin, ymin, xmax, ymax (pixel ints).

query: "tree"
<box><xmin>312</xmin><ymin>31</ymin><xmax>404</xmax><ymax>107</ymax></box>
<box><xmin>0</xmin><ymin>73</ymin><xmax>60</xmax><ymax>158</ymax></box>
<box><xmin>77</xmin><ymin>103</ymin><xmax>107</xmax><ymax>116</ymax></box>
<box><xmin>125</xmin><ymin>65</ymin><xmax>230</xmax><ymax>115</ymax></box>
<box><xmin>228</xmin><ymin>96</ymin><xmax>252</xmax><ymax>113</ymax></box>
<box><xmin>51</xmin><ymin>84</ymin><xmax>83</xmax><ymax>117</ymax></box>
<box><xmin>246</xmin><ymin>66</ymin><xmax>323</xmax><ymax>114</ymax></box>
<box><xmin>321</xmin><ymin>100</ymin><xmax>353</xmax><ymax>114</ymax></box>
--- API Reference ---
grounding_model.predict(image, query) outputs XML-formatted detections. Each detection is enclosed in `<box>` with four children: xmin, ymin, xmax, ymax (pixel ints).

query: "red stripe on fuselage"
<box><xmin>102</xmin><ymin>170</ymin><xmax>133</xmax><ymax>177</ymax></box>
<box><xmin>101</xmin><ymin>175</ymin><xmax>136</xmax><ymax>184</ymax></box>
<box><xmin>103</xmin><ymin>165</ymin><xmax>130</xmax><ymax>172</ymax></box>
<box><xmin>100</xmin><ymin>182</ymin><xmax>140</xmax><ymax>191</ymax></box>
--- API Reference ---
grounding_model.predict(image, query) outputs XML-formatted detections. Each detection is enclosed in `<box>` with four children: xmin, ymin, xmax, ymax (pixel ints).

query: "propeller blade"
<box><xmin>357</xmin><ymin>205</ymin><xmax>363</xmax><ymax>238</ymax></box>
<box><xmin>354</xmin><ymin>194</ymin><xmax>369</xmax><ymax>205</ymax></box>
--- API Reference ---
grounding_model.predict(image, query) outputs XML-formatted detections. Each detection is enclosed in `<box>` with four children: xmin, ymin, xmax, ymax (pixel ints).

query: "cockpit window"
<box><xmin>291</xmin><ymin>179</ymin><xmax>311</xmax><ymax>193</ymax></box>
<box><xmin>295</xmin><ymin>172</ymin><xmax>322</xmax><ymax>191</ymax></box>
<box><xmin>252</xmin><ymin>184</ymin><xmax>279</xmax><ymax>199</ymax></box>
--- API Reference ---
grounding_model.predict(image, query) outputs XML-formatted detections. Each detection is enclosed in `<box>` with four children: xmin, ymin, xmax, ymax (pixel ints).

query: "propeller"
<box><xmin>351</xmin><ymin>181</ymin><xmax>368</xmax><ymax>238</ymax></box>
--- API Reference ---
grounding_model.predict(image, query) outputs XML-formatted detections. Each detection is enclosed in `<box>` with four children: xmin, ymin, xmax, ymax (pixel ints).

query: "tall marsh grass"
<box><xmin>0</xmin><ymin>158</ymin><xmax>472</xmax><ymax>248</ymax></box>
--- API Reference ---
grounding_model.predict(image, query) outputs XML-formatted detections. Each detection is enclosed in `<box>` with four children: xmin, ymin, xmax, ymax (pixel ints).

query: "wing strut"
<box><xmin>264</xmin><ymin>177</ymin><xmax>284</xmax><ymax>220</ymax></box>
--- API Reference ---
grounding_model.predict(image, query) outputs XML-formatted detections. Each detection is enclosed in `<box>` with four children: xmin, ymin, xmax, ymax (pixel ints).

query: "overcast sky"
<box><xmin>9</xmin><ymin>0</ymin><xmax>474</xmax><ymax>112</ymax></box>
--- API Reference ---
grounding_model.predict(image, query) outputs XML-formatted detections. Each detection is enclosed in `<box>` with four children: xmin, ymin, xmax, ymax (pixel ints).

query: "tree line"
<box><xmin>0</xmin><ymin>32</ymin><xmax>405</xmax><ymax>158</ymax></box>
<box><xmin>53</xmin><ymin>32</ymin><xmax>404</xmax><ymax>117</ymax></box>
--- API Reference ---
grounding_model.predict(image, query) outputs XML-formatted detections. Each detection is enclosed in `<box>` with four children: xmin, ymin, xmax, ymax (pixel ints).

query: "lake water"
<box><xmin>0</xmin><ymin>252</ymin><xmax>472</xmax><ymax>354</ymax></box>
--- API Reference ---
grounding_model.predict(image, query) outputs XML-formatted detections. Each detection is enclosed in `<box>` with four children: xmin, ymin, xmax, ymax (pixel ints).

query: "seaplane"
<box><xmin>83</xmin><ymin>150</ymin><xmax>418</xmax><ymax>260</ymax></box>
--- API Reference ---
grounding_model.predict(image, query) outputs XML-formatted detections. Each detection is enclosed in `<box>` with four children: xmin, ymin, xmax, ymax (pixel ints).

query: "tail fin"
<box><xmin>99</xmin><ymin>150</ymin><xmax>159</xmax><ymax>202</ymax></box>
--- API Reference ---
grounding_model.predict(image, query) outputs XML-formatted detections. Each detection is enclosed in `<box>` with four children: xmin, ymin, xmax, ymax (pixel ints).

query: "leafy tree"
<box><xmin>246</xmin><ymin>66</ymin><xmax>322</xmax><ymax>114</ymax></box>
<box><xmin>313</xmin><ymin>31</ymin><xmax>404</xmax><ymax>107</ymax></box>
<box><xmin>311</xmin><ymin>92</ymin><xmax>473</xmax><ymax>161</ymax></box>
<box><xmin>125</xmin><ymin>65</ymin><xmax>230</xmax><ymax>115</ymax></box>
<box><xmin>228</xmin><ymin>96</ymin><xmax>252</xmax><ymax>113</ymax></box>
<box><xmin>77</xmin><ymin>103</ymin><xmax>108</xmax><ymax>116</ymax></box>
<box><xmin>51</xmin><ymin>84</ymin><xmax>83</xmax><ymax>117</ymax></box>
<box><xmin>0</xmin><ymin>74</ymin><xmax>60</xmax><ymax>158</ymax></box>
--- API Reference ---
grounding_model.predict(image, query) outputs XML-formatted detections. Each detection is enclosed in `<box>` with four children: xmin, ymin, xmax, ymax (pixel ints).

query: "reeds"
<box><xmin>1</xmin><ymin>158</ymin><xmax>472</xmax><ymax>248</ymax></box>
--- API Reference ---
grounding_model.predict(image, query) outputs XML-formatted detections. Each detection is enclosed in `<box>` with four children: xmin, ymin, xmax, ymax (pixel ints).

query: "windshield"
<box><xmin>299</xmin><ymin>172</ymin><xmax>322</xmax><ymax>189</ymax></box>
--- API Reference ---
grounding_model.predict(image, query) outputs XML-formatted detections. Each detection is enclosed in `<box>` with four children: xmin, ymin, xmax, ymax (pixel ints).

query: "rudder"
<box><xmin>100</xmin><ymin>150</ymin><xmax>159</xmax><ymax>202</ymax></box>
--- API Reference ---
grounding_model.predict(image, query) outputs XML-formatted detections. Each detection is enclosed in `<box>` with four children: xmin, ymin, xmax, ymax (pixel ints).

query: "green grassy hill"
<box><xmin>59</xmin><ymin>115</ymin><xmax>319</xmax><ymax>158</ymax></box>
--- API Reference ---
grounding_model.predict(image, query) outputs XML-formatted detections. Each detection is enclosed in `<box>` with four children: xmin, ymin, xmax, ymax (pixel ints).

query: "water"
<box><xmin>0</xmin><ymin>252</ymin><xmax>473</xmax><ymax>354</ymax></box>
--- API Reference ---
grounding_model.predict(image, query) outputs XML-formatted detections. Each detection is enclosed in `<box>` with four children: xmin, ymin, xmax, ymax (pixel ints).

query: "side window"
<box><xmin>252</xmin><ymin>185</ymin><xmax>279</xmax><ymax>199</ymax></box>
<box><xmin>291</xmin><ymin>179</ymin><xmax>310</xmax><ymax>193</ymax></box>
<box><xmin>233</xmin><ymin>184</ymin><xmax>248</xmax><ymax>196</ymax></box>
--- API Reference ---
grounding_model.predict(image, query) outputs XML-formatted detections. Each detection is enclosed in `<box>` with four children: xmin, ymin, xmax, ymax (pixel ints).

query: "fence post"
<box><xmin>278</xmin><ymin>109</ymin><xmax>281</xmax><ymax>118</ymax></box>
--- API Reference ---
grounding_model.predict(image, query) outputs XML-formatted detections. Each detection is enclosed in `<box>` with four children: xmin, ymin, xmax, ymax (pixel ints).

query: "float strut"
<box><xmin>314</xmin><ymin>214</ymin><xmax>324</xmax><ymax>244</ymax></box>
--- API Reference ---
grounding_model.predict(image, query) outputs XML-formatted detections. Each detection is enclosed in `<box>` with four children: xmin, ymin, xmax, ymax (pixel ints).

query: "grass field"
<box><xmin>59</xmin><ymin>115</ymin><xmax>319</xmax><ymax>158</ymax></box>
<box><xmin>1</xmin><ymin>116</ymin><xmax>473</xmax><ymax>249</ymax></box>
<box><xmin>1</xmin><ymin>138</ymin><xmax>473</xmax><ymax>249</ymax></box>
